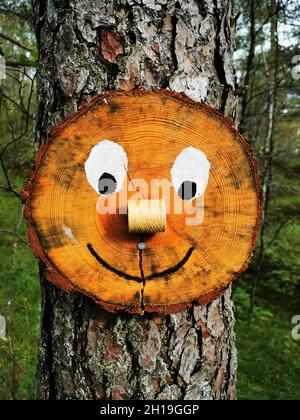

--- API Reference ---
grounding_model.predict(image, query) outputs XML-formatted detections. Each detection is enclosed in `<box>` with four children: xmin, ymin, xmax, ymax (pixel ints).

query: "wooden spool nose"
<box><xmin>128</xmin><ymin>199</ymin><xmax>167</xmax><ymax>233</ymax></box>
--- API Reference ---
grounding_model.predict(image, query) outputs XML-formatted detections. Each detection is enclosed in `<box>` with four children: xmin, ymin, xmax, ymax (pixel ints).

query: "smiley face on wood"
<box><xmin>22</xmin><ymin>90</ymin><xmax>261</xmax><ymax>314</ymax></box>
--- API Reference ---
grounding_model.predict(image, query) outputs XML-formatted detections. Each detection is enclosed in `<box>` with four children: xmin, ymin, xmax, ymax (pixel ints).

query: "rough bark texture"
<box><xmin>34</xmin><ymin>0</ymin><xmax>238</xmax><ymax>400</ymax></box>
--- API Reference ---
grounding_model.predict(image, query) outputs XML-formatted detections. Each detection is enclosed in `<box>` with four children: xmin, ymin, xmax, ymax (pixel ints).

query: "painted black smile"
<box><xmin>87</xmin><ymin>243</ymin><xmax>194</xmax><ymax>282</ymax></box>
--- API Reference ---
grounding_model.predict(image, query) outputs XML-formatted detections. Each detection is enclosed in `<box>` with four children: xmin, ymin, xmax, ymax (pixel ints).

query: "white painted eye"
<box><xmin>171</xmin><ymin>147</ymin><xmax>211</xmax><ymax>200</ymax></box>
<box><xmin>85</xmin><ymin>140</ymin><xmax>128</xmax><ymax>195</ymax></box>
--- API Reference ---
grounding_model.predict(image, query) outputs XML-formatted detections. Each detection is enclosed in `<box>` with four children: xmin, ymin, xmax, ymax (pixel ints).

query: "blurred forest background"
<box><xmin>0</xmin><ymin>0</ymin><xmax>299</xmax><ymax>400</ymax></box>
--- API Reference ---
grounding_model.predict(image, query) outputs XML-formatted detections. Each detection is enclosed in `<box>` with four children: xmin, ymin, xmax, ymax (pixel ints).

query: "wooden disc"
<box><xmin>22</xmin><ymin>90</ymin><xmax>261</xmax><ymax>314</ymax></box>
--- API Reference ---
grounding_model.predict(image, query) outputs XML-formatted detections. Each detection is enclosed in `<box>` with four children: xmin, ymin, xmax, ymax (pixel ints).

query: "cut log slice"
<box><xmin>22</xmin><ymin>90</ymin><xmax>261</xmax><ymax>314</ymax></box>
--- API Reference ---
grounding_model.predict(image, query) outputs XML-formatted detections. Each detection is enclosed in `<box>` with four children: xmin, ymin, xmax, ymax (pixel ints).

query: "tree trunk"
<box><xmin>239</xmin><ymin>0</ymin><xmax>256</xmax><ymax>133</ymax></box>
<box><xmin>34</xmin><ymin>0</ymin><xmax>238</xmax><ymax>400</ymax></box>
<box><xmin>251</xmin><ymin>0</ymin><xmax>278</xmax><ymax>309</ymax></box>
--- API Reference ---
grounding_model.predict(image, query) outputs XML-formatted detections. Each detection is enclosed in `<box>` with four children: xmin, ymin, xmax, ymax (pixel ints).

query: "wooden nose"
<box><xmin>128</xmin><ymin>199</ymin><xmax>166</xmax><ymax>233</ymax></box>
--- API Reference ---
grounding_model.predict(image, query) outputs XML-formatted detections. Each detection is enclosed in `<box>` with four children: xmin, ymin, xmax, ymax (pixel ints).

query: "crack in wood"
<box><xmin>139</xmin><ymin>234</ymin><xmax>146</xmax><ymax>314</ymax></box>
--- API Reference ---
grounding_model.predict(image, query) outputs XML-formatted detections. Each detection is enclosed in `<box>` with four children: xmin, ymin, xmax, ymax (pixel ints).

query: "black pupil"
<box><xmin>178</xmin><ymin>181</ymin><xmax>197</xmax><ymax>200</ymax></box>
<box><xmin>98</xmin><ymin>172</ymin><xmax>117</xmax><ymax>195</ymax></box>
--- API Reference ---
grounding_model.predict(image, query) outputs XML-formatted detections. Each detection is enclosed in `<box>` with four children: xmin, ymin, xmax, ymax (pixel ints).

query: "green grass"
<box><xmin>0</xmin><ymin>183</ymin><xmax>40</xmax><ymax>400</ymax></box>
<box><xmin>234</xmin><ymin>287</ymin><xmax>300</xmax><ymax>400</ymax></box>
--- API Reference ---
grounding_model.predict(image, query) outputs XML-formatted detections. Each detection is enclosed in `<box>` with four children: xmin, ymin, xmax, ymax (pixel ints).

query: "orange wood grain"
<box><xmin>22</xmin><ymin>90</ymin><xmax>261</xmax><ymax>314</ymax></box>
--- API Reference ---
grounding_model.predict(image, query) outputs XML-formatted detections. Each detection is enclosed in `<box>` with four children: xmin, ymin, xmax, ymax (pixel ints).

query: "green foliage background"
<box><xmin>0</xmin><ymin>0</ymin><xmax>299</xmax><ymax>400</ymax></box>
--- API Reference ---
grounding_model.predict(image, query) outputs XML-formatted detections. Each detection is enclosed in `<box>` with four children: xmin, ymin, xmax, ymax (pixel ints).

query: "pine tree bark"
<box><xmin>33</xmin><ymin>0</ymin><xmax>238</xmax><ymax>400</ymax></box>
